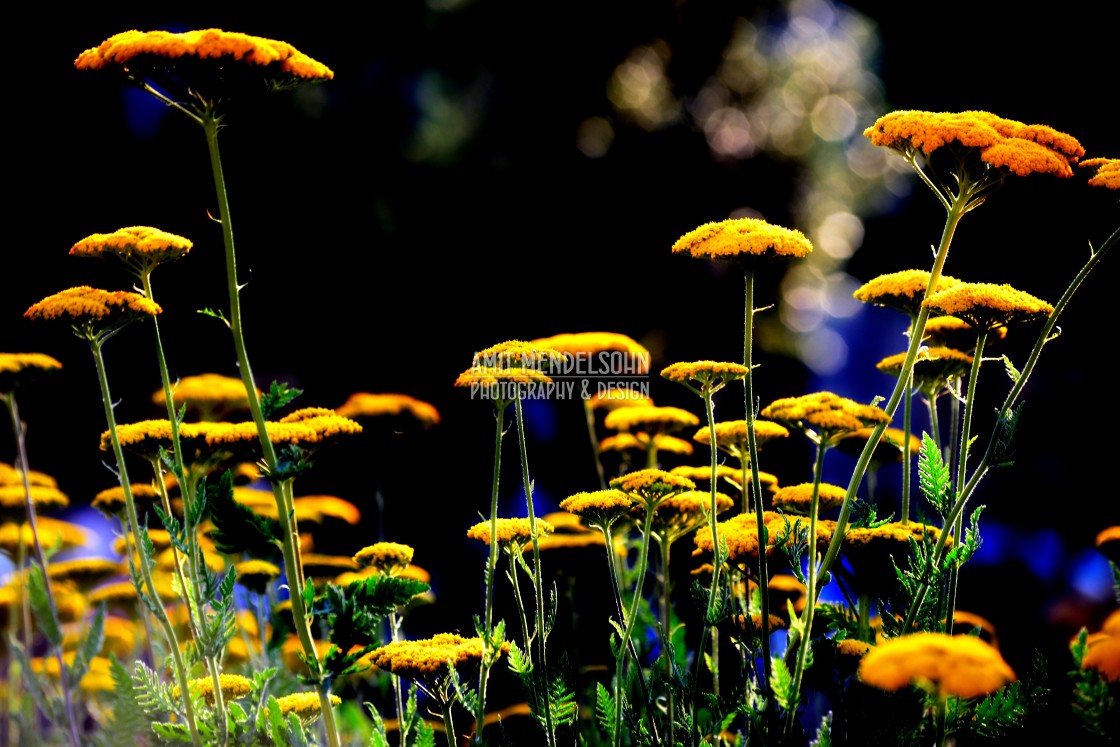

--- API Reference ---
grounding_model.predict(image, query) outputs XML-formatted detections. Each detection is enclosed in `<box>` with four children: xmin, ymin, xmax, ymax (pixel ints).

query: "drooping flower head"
<box><xmin>923</xmin><ymin>282</ymin><xmax>1054</xmax><ymax>333</ymax></box>
<box><xmin>864</xmin><ymin>110</ymin><xmax>1084</xmax><ymax>178</ymax></box>
<box><xmin>70</xmin><ymin>226</ymin><xmax>192</xmax><ymax>278</ymax></box>
<box><xmin>1080</xmin><ymin>157</ymin><xmax>1120</xmax><ymax>190</ymax></box>
<box><xmin>760</xmin><ymin>391</ymin><xmax>891</xmax><ymax>448</ymax></box>
<box><xmin>0</xmin><ymin>353</ymin><xmax>63</xmax><ymax>393</ymax></box>
<box><xmin>75</xmin><ymin>28</ymin><xmax>334</xmax><ymax>107</ymax></box>
<box><xmin>858</xmin><ymin>631</ymin><xmax>1015</xmax><ymax>699</ymax></box>
<box><xmin>852</xmin><ymin>269</ymin><xmax>963</xmax><ymax>318</ymax></box>
<box><xmin>335</xmin><ymin>392</ymin><xmax>441</xmax><ymax>430</ymax></box>
<box><xmin>672</xmin><ymin>217</ymin><xmax>813</xmax><ymax>269</ymax></box>
<box><xmin>24</xmin><ymin>286</ymin><xmax>161</xmax><ymax>341</ymax></box>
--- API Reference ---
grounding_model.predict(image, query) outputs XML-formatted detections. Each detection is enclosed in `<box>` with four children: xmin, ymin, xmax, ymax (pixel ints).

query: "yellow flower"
<box><xmin>91</xmin><ymin>483</ymin><xmax>161</xmax><ymax>516</ymax></box>
<box><xmin>75</xmin><ymin>28</ymin><xmax>333</xmax><ymax>95</ymax></box>
<box><xmin>466</xmin><ymin>517</ymin><xmax>554</xmax><ymax>551</ymax></box>
<box><xmin>588</xmin><ymin>388</ymin><xmax>655</xmax><ymax>411</ymax></box>
<box><xmin>294</xmin><ymin>495</ymin><xmax>362</xmax><ymax>526</ymax></box>
<box><xmin>0</xmin><ymin>353</ymin><xmax>63</xmax><ymax>392</ymax></box>
<box><xmin>0</xmin><ymin>463</ymin><xmax>57</xmax><ymax>488</ymax></box>
<box><xmin>204</xmin><ymin>413</ymin><xmax>362</xmax><ymax>451</ymax></box>
<box><xmin>24</xmin><ymin>286</ymin><xmax>161</xmax><ymax>327</ymax></box>
<box><xmin>559</xmin><ymin>489</ymin><xmax>633</xmax><ymax>527</ymax></box>
<box><xmin>353</xmin><ymin>542</ymin><xmax>415</xmax><ymax>574</ymax></box>
<box><xmin>923</xmin><ymin>282</ymin><xmax>1053</xmax><ymax>332</ymax></box>
<box><xmin>300</xmin><ymin>553</ymin><xmax>359</xmax><ymax>580</ymax></box>
<box><xmin>835</xmin><ymin>427</ymin><xmax>921</xmax><ymax>465</ymax></box>
<box><xmin>842</xmin><ymin>522</ymin><xmax>951</xmax><ymax>595</ymax></box>
<box><xmin>171</xmin><ymin>673</ymin><xmax>253</xmax><ymax>707</ymax></box>
<box><xmin>604</xmin><ymin>405</ymin><xmax>699</xmax><ymax>433</ymax></box>
<box><xmin>368</xmin><ymin>633</ymin><xmax>504</xmax><ymax>689</ymax></box>
<box><xmin>858</xmin><ymin>631</ymin><xmax>1016</xmax><ymax>699</ymax></box>
<box><xmin>529</xmin><ymin>331</ymin><xmax>651</xmax><ymax>374</ymax></box>
<box><xmin>46</xmin><ymin>557</ymin><xmax>125</xmax><ymax>588</ymax></box>
<box><xmin>1080</xmin><ymin>157</ymin><xmax>1120</xmax><ymax>190</ymax></box>
<box><xmin>233</xmin><ymin>559</ymin><xmax>281</xmax><ymax>594</ymax></box>
<box><xmin>863</xmin><ymin>110</ymin><xmax>1084</xmax><ymax>177</ymax></box>
<box><xmin>692</xmin><ymin>419</ymin><xmax>790</xmax><ymax>453</ymax></box>
<box><xmin>875</xmin><ymin>347</ymin><xmax>973</xmax><ymax>397</ymax></box>
<box><xmin>661</xmin><ymin>360</ymin><xmax>751</xmax><ymax>390</ymax></box>
<box><xmin>645</xmin><ymin>489</ymin><xmax>734</xmax><ymax>545</ymax></box>
<box><xmin>609</xmin><ymin>468</ymin><xmax>696</xmax><ymax>510</ymax></box>
<box><xmin>919</xmin><ymin>316</ymin><xmax>1005</xmax><ymax>352</ymax></box>
<box><xmin>70</xmin><ymin>226</ymin><xmax>192</xmax><ymax>276</ymax></box>
<box><xmin>672</xmin><ymin>217</ymin><xmax>813</xmax><ymax>267</ymax></box>
<box><xmin>153</xmin><ymin>373</ymin><xmax>258</xmax><ymax>421</ymax></box>
<box><xmin>0</xmin><ymin>517</ymin><xmax>89</xmax><ymax>555</ymax></box>
<box><xmin>1096</xmin><ymin>525</ymin><xmax>1120</xmax><ymax>565</ymax></box>
<box><xmin>1081</xmin><ymin>635</ymin><xmax>1120</xmax><ymax>683</ymax></box>
<box><xmin>274</xmin><ymin>691</ymin><xmax>343</xmax><ymax>724</ymax></box>
<box><xmin>852</xmin><ymin>270</ymin><xmax>963</xmax><ymax>317</ymax></box>
<box><xmin>771</xmin><ymin>482</ymin><xmax>848</xmax><ymax>515</ymax></box>
<box><xmin>0</xmin><ymin>484</ymin><xmax>69</xmax><ymax>515</ymax></box>
<box><xmin>760</xmin><ymin>391</ymin><xmax>890</xmax><ymax>446</ymax></box>
<box><xmin>335</xmin><ymin>392</ymin><xmax>441</xmax><ymax>428</ymax></box>
<box><xmin>693</xmin><ymin>511</ymin><xmax>835</xmax><ymax>565</ymax></box>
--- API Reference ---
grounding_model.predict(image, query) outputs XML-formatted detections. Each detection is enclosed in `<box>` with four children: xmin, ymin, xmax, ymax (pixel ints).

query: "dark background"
<box><xmin>4</xmin><ymin>0</ymin><xmax>1118</xmax><ymax>711</ymax></box>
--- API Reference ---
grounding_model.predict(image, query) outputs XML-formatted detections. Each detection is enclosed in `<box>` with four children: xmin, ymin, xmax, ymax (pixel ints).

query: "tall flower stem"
<box><xmin>813</xmin><ymin>173</ymin><xmax>976</xmax><ymax>596</ymax></box>
<box><xmin>199</xmin><ymin>112</ymin><xmax>341</xmax><ymax>747</ymax></box>
<box><xmin>513</xmin><ymin>397</ymin><xmax>556</xmax><ymax>747</ymax></box>
<box><xmin>583</xmin><ymin>399</ymin><xmax>608</xmax><ymax>490</ymax></box>
<box><xmin>474</xmin><ymin>400</ymin><xmax>508</xmax><ymax>745</ymax></box>
<box><xmin>656</xmin><ymin>536</ymin><xmax>676</xmax><ymax>744</ymax></box>
<box><xmin>901</xmin><ymin>223</ymin><xmax>1117</xmax><ymax>633</ymax></box>
<box><xmin>88</xmin><ymin>335</ymin><xmax>203</xmax><ymax>747</ymax></box>
<box><xmin>742</xmin><ymin>268</ymin><xmax>773</xmax><ymax>692</ymax></box>
<box><xmin>901</xmin><ymin>364</ymin><xmax>915</xmax><ymax>525</ymax></box>
<box><xmin>1</xmin><ymin>392</ymin><xmax>82</xmax><ymax>747</ymax></box>
<box><xmin>782</xmin><ymin>443</ymin><xmax>827</xmax><ymax>742</ymax></box>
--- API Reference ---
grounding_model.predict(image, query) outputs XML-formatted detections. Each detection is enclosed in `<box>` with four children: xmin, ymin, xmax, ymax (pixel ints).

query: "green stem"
<box><xmin>513</xmin><ymin>398</ymin><xmax>555</xmax><ymax>747</ymax></box>
<box><xmin>901</xmin><ymin>222</ymin><xmax>1117</xmax><ymax>633</ymax></box>
<box><xmin>657</xmin><ymin>536</ymin><xmax>675</xmax><ymax>745</ymax></box>
<box><xmin>783</xmin><ymin>442</ymin><xmax>827</xmax><ymax>743</ymax></box>
<box><xmin>200</xmin><ymin>112</ymin><xmax>340</xmax><ymax>747</ymax></box>
<box><xmin>742</xmin><ymin>267</ymin><xmax>773</xmax><ymax>694</ymax></box>
<box><xmin>440</xmin><ymin>696</ymin><xmax>458</xmax><ymax>747</ymax></box>
<box><xmin>88</xmin><ymin>336</ymin><xmax>204</xmax><ymax>747</ymax></box>
<box><xmin>901</xmin><ymin>364</ymin><xmax>914</xmax><ymax>525</ymax></box>
<box><xmin>475</xmin><ymin>401</ymin><xmax>508</xmax><ymax>744</ymax></box>
<box><xmin>2</xmin><ymin>393</ymin><xmax>82</xmax><ymax>747</ymax></box>
<box><xmin>583</xmin><ymin>399</ymin><xmax>608</xmax><ymax>491</ymax></box>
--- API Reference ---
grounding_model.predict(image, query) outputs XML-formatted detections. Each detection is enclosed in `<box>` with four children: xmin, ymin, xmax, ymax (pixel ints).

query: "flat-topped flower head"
<box><xmin>233</xmin><ymin>558</ymin><xmax>281</xmax><ymax>594</ymax></box>
<box><xmin>918</xmin><ymin>316</ymin><xmax>1006</xmax><ymax>352</ymax></box>
<box><xmin>0</xmin><ymin>517</ymin><xmax>89</xmax><ymax>555</ymax></box>
<box><xmin>335</xmin><ymin>392</ymin><xmax>441</xmax><ymax>429</ymax></box>
<box><xmin>610</xmin><ymin>468</ymin><xmax>696</xmax><ymax>510</ymax></box>
<box><xmin>153</xmin><ymin>373</ymin><xmax>258</xmax><ymax>421</ymax></box>
<box><xmin>835</xmin><ymin>427</ymin><xmax>921</xmax><ymax>464</ymax></box>
<box><xmin>24</xmin><ymin>286</ymin><xmax>161</xmax><ymax>339</ymax></box>
<box><xmin>842</xmin><ymin>521</ymin><xmax>952</xmax><ymax>595</ymax></box>
<box><xmin>672</xmin><ymin>217</ymin><xmax>813</xmax><ymax>268</ymax></box>
<box><xmin>876</xmin><ymin>347</ymin><xmax>974</xmax><ymax>397</ymax></box>
<box><xmin>274</xmin><ymin>691</ymin><xmax>343</xmax><ymax>725</ymax></box>
<box><xmin>0</xmin><ymin>464</ymin><xmax>57</xmax><ymax>488</ymax></box>
<box><xmin>1095</xmin><ymin>526</ymin><xmax>1120</xmax><ymax>565</ymax></box>
<box><xmin>467</xmin><ymin>517</ymin><xmax>554</xmax><ymax>555</ymax></box>
<box><xmin>530</xmin><ymin>331</ymin><xmax>651</xmax><ymax>375</ymax></box>
<box><xmin>588</xmin><ymin>389</ymin><xmax>655</xmax><ymax>411</ymax></box>
<box><xmin>858</xmin><ymin>631</ymin><xmax>1015</xmax><ymax>699</ymax></box>
<box><xmin>604</xmin><ymin>405</ymin><xmax>700</xmax><ymax>434</ymax></box>
<box><xmin>1081</xmin><ymin>157</ymin><xmax>1120</xmax><ymax>190</ymax></box>
<box><xmin>1081</xmin><ymin>635</ymin><xmax>1120</xmax><ymax>684</ymax></box>
<box><xmin>852</xmin><ymin>270</ymin><xmax>963</xmax><ymax>317</ymax></box>
<box><xmin>559</xmin><ymin>489</ymin><xmax>634</xmax><ymax>528</ymax></box>
<box><xmin>205</xmin><ymin>412</ymin><xmax>362</xmax><ymax>453</ymax></box>
<box><xmin>0</xmin><ymin>353</ymin><xmax>63</xmax><ymax>392</ymax></box>
<box><xmin>864</xmin><ymin>110</ymin><xmax>1084</xmax><ymax>177</ymax></box>
<box><xmin>692</xmin><ymin>419</ymin><xmax>790</xmax><ymax>457</ymax></box>
<box><xmin>353</xmin><ymin>542</ymin><xmax>415</xmax><ymax>574</ymax></box>
<box><xmin>693</xmin><ymin>511</ymin><xmax>835</xmax><ymax>566</ymax></box>
<box><xmin>760</xmin><ymin>391</ymin><xmax>891</xmax><ymax>447</ymax></box>
<box><xmin>661</xmin><ymin>361</ymin><xmax>751</xmax><ymax>397</ymax></box>
<box><xmin>923</xmin><ymin>282</ymin><xmax>1054</xmax><ymax>332</ymax></box>
<box><xmin>644</xmin><ymin>489</ymin><xmax>734</xmax><ymax>545</ymax></box>
<box><xmin>0</xmin><ymin>484</ymin><xmax>69</xmax><ymax>518</ymax></box>
<box><xmin>46</xmin><ymin>557</ymin><xmax>126</xmax><ymax>589</ymax></box>
<box><xmin>75</xmin><ymin>28</ymin><xmax>334</xmax><ymax>103</ymax></box>
<box><xmin>368</xmin><ymin>633</ymin><xmax>506</xmax><ymax>695</ymax></box>
<box><xmin>772</xmin><ymin>482</ymin><xmax>848</xmax><ymax>515</ymax></box>
<box><xmin>70</xmin><ymin>226</ymin><xmax>192</xmax><ymax>278</ymax></box>
<box><xmin>171</xmin><ymin>673</ymin><xmax>253</xmax><ymax>707</ymax></box>
<box><xmin>456</xmin><ymin>340</ymin><xmax>561</xmax><ymax>404</ymax></box>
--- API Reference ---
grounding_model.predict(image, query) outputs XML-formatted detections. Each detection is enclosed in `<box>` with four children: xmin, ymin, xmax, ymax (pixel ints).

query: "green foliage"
<box><xmin>991</xmin><ymin>402</ymin><xmax>1024</xmax><ymax>469</ymax></box>
<box><xmin>1069</xmin><ymin>628</ymin><xmax>1120</xmax><ymax>739</ymax></box>
<box><xmin>261</xmin><ymin>379</ymin><xmax>303</xmax><ymax>419</ymax></box>
<box><xmin>68</xmin><ymin>604</ymin><xmax>106</xmax><ymax>690</ymax></box>
<box><xmin>809</xmin><ymin>712</ymin><xmax>832</xmax><ymax>746</ymax></box>
<box><xmin>849</xmin><ymin>496</ymin><xmax>893</xmax><ymax>529</ymax></box>
<box><xmin>943</xmin><ymin>505</ymin><xmax>984</xmax><ymax>571</ymax></box>
<box><xmin>595</xmin><ymin>682</ymin><xmax>616</xmax><ymax>735</ymax></box>
<box><xmin>771</xmin><ymin>656</ymin><xmax>797</xmax><ymax>711</ymax></box>
<box><xmin>100</xmin><ymin>654</ymin><xmax>149</xmax><ymax>745</ymax></box>
<box><xmin>918</xmin><ymin>432</ymin><xmax>952</xmax><ymax>518</ymax></box>
<box><xmin>26</xmin><ymin>562</ymin><xmax>61</xmax><ymax>647</ymax></box>
<box><xmin>206</xmin><ymin>469</ymin><xmax>282</xmax><ymax>561</ymax></box>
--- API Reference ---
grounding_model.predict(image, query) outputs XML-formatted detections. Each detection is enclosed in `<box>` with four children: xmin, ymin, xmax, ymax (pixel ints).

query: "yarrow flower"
<box><xmin>693</xmin><ymin>511</ymin><xmax>836</xmax><ymax>566</ymax></box>
<box><xmin>923</xmin><ymin>282</ymin><xmax>1054</xmax><ymax>332</ymax></box>
<box><xmin>0</xmin><ymin>353</ymin><xmax>63</xmax><ymax>392</ymax></box>
<box><xmin>858</xmin><ymin>631</ymin><xmax>1016</xmax><ymax>699</ymax></box>
<box><xmin>692</xmin><ymin>419</ymin><xmax>791</xmax><ymax>453</ymax></box>
<box><xmin>863</xmin><ymin>110</ymin><xmax>1084</xmax><ymax>178</ymax></box>
<box><xmin>335</xmin><ymin>392</ymin><xmax>441</xmax><ymax>429</ymax></box>
<box><xmin>529</xmin><ymin>331</ymin><xmax>651</xmax><ymax>374</ymax></box>
<box><xmin>170</xmin><ymin>673</ymin><xmax>253</xmax><ymax>707</ymax></box>
<box><xmin>644</xmin><ymin>489</ymin><xmax>734</xmax><ymax>545</ymax></box>
<box><xmin>852</xmin><ymin>269</ymin><xmax>963</xmax><ymax>317</ymax></box>
<box><xmin>771</xmin><ymin>482</ymin><xmax>848</xmax><ymax>515</ymax></box>
<box><xmin>70</xmin><ymin>226</ymin><xmax>192</xmax><ymax>277</ymax></box>
<box><xmin>760</xmin><ymin>391</ymin><xmax>891</xmax><ymax>447</ymax></box>
<box><xmin>559</xmin><ymin>489</ymin><xmax>634</xmax><ymax>528</ymax></box>
<box><xmin>672</xmin><ymin>217</ymin><xmax>813</xmax><ymax>267</ymax></box>
<box><xmin>153</xmin><ymin>373</ymin><xmax>258</xmax><ymax>421</ymax></box>
<box><xmin>353</xmin><ymin>542</ymin><xmax>415</xmax><ymax>574</ymax></box>
<box><xmin>466</xmin><ymin>517</ymin><xmax>554</xmax><ymax>552</ymax></box>
<box><xmin>274</xmin><ymin>691</ymin><xmax>343</xmax><ymax>724</ymax></box>
<box><xmin>233</xmin><ymin>559</ymin><xmax>282</xmax><ymax>594</ymax></box>
<box><xmin>367</xmin><ymin>633</ymin><xmax>507</xmax><ymax>695</ymax></box>
<box><xmin>75</xmin><ymin>28</ymin><xmax>334</xmax><ymax>99</ymax></box>
<box><xmin>24</xmin><ymin>286</ymin><xmax>161</xmax><ymax>337</ymax></box>
<box><xmin>604</xmin><ymin>405</ymin><xmax>700</xmax><ymax>433</ymax></box>
<box><xmin>0</xmin><ymin>484</ymin><xmax>70</xmax><ymax>516</ymax></box>
<box><xmin>610</xmin><ymin>468</ymin><xmax>696</xmax><ymax>509</ymax></box>
<box><xmin>1080</xmin><ymin>157</ymin><xmax>1119</xmax><ymax>190</ymax></box>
